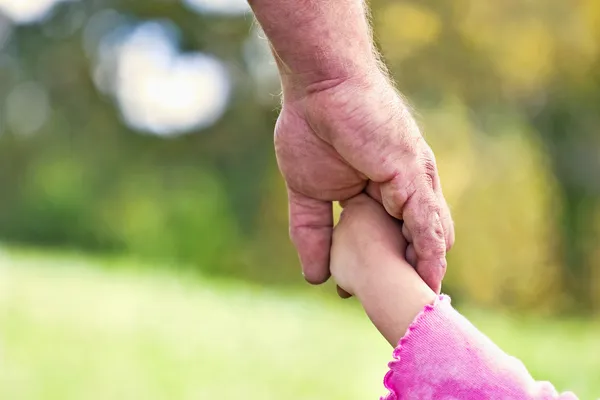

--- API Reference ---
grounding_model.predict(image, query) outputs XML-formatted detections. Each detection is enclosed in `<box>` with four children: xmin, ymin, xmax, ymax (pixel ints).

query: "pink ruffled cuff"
<box><xmin>381</xmin><ymin>295</ymin><xmax>578</xmax><ymax>400</ymax></box>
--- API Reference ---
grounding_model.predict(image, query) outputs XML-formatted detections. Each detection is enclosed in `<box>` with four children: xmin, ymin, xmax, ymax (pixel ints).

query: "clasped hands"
<box><xmin>275</xmin><ymin>70</ymin><xmax>454</xmax><ymax>294</ymax></box>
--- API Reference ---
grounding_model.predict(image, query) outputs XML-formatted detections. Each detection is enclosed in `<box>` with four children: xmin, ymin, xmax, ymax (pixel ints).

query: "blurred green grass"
<box><xmin>0</xmin><ymin>252</ymin><xmax>599</xmax><ymax>399</ymax></box>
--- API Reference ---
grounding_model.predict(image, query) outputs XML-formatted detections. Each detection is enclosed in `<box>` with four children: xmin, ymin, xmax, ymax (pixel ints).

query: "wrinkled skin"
<box><xmin>275</xmin><ymin>75</ymin><xmax>454</xmax><ymax>294</ymax></box>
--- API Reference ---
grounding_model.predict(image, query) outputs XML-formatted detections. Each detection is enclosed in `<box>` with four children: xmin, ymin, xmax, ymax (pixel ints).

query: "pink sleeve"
<box><xmin>381</xmin><ymin>295</ymin><xmax>578</xmax><ymax>400</ymax></box>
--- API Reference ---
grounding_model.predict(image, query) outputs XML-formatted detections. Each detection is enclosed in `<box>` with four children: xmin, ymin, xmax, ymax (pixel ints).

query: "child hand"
<box><xmin>330</xmin><ymin>194</ymin><xmax>437</xmax><ymax>345</ymax></box>
<box><xmin>330</xmin><ymin>194</ymin><xmax>408</xmax><ymax>296</ymax></box>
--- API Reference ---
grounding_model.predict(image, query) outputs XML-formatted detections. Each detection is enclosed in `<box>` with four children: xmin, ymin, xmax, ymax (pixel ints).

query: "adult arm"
<box><xmin>249</xmin><ymin>0</ymin><xmax>454</xmax><ymax>292</ymax></box>
<box><xmin>248</xmin><ymin>0</ymin><xmax>378</xmax><ymax>96</ymax></box>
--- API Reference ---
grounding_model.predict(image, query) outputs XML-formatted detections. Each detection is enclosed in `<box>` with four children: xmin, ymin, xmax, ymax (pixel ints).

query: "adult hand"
<box><xmin>248</xmin><ymin>0</ymin><xmax>453</xmax><ymax>293</ymax></box>
<box><xmin>275</xmin><ymin>72</ymin><xmax>454</xmax><ymax>293</ymax></box>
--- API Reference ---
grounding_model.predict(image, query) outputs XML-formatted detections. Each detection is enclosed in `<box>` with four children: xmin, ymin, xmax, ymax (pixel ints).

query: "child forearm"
<box><xmin>353</xmin><ymin>256</ymin><xmax>436</xmax><ymax>346</ymax></box>
<box><xmin>329</xmin><ymin>196</ymin><xmax>578</xmax><ymax>399</ymax></box>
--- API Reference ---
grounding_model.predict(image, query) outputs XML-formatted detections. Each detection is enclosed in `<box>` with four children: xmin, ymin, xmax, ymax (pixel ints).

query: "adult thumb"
<box><xmin>288</xmin><ymin>189</ymin><xmax>333</xmax><ymax>284</ymax></box>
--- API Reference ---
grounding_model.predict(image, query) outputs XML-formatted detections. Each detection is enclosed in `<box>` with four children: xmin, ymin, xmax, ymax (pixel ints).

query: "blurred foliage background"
<box><xmin>0</xmin><ymin>0</ymin><xmax>599</xmax><ymax>398</ymax></box>
<box><xmin>1</xmin><ymin>0</ymin><xmax>599</xmax><ymax>311</ymax></box>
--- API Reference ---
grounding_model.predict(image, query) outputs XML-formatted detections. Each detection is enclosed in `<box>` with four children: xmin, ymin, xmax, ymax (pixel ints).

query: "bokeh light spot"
<box><xmin>0</xmin><ymin>0</ymin><xmax>76</xmax><ymax>24</ymax></box>
<box><xmin>95</xmin><ymin>21</ymin><xmax>231</xmax><ymax>137</ymax></box>
<box><xmin>5</xmin><ymin>81</ymin><xmax>50</xmax><ymax>135</ymax></box>
<box><xmin>182</xmin><ymin>0</ymin><xmax>250</xmax><ymax>16</ymax></box>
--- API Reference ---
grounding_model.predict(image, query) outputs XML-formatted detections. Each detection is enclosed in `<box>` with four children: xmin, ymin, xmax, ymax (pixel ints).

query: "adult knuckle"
<box><xmin>412</xmin><ymin>199</ymin><xmax>443</xmax><ymax>237</ymax></box>
<box><xmin>415</xmin><ymin>220</ymin><xmax>444</xmax><ymax>245</ymax></box>
<box><xmin>421</xmin><ymin>156</ymin><xmax>438</xmax><ymax>178</ymax></box>
<box><xmin>416</xmin><ymin>144</ymin><xmax>438</xmax><ymax>182</ymax></box>
<box><xmin>421</xmin><ymin>157</ymin><xmax>437</xmax><ymax>177</ymax></box>
<box><xmin>289</xmin><ymin>221</ymin><xmax>313</xmax><ymax>245</ymax></box>
<box><xmin>289</xmin><ymin>225</ymin><xmax>301</xmax><ymax>244</ymax></box>
<box><xmin>417</xmin><ymin>172</ymin><xmax>435</xmax><ymax>190</ymax></box>
<box><xmin>421</xmin><ymin>238</ymin><xmax>446</xmax><ymax>260</ymax></box>
<box><xmin>433</xmin><ymin>222</ymin><xmax>445</xmax><ymax>242</ymax></box>
<box><xmin>419</xmin><ymin>193</ymin><xmax>441</xmax><ymax>214</ymax></box>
